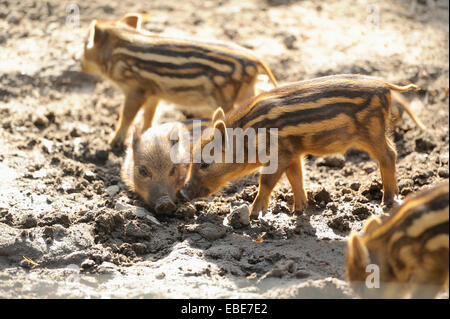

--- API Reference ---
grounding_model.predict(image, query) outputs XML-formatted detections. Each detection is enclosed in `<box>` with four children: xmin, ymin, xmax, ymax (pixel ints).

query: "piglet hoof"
<box><xmin>293</xmin><ymin>210</ymin><xmax>304</xmax><ymax>217</ymax></box>
<box><xmin>109</xmin><ymin>133</ymin><xmax>124</xmax><ymax>148</ymax></box>
<box><xmin>381</xmin><ymin>197</ymin><xmax>395</xmax><ymax>208</ymax></box>
<box><xmin>110</xmin><ymin>139</ymin><xmax>125</xmax><ymax>155</ymax></box>
<box><xmin>249</xmin><ymin>207</ymin><xmax>267</xmax><ymax>221</ymax></box>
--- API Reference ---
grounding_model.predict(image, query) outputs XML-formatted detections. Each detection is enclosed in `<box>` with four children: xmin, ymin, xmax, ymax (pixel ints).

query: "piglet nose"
<box><xmin>155</xmin><ymin>196</ymin><xmax>177</xmax><ymax>215</ymax></box>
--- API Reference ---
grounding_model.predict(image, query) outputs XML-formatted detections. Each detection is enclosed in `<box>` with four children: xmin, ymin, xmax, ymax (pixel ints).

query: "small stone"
<box><xmin>193</xmin><ymin>18</ymin><xmax>204</xmax><ymax>26</ymax></box>
<box><xmin>114</xmin><ymin>203</ymin><xmax>131</xmax><ymax>212</ymax></box>
<box><xmin>145</xmin><ymin>214</ymin><xmax>162</xmax><ymax>226</ymax></box>
<box><xmin>134</xmin><ymin>206</ymin><xmax>149</xmax><ymax>218</ymax></box>
<box><xmin>227</xmin><ymin>204</ymin><xmax>250</xmax><ymax>228</ymax></box>
<box><xmin>97</xmin><ymin>262</ymin><xmax>119</xmax><ymax>274</ymax></box>
<box><xmin>81</xmin><ymin>259</ymin><xmax>95</xmax><ymax>270</ymax></box>
<box><xmin>283</xmin><ymin>35</ymin><xmax>297</xmax><ymax>49</ymax></box>
<box><xmin>224</xmin><ymin>28</ymin><xmax>237</xmax><ymax>39</ymax></box>
<box><xmin>33</xmin><ymin>114</ymin><xmax>49</xmax><ymax>128</ymax></box>
<box><xmin>295</xmin><ymin>271</ymin><xmax>310</xmax><ymax>279</ymax></box>
<box><xmin>350</xmin><ymin>182</ymin><xmax>361</xmax><ymax>191</ymax></box>
<box><xmin>21</xmin><ymin>214</ymin><xmax>37</xmax><ymax>228</ymax></box>
<box><xmin>70</xmin><ymin>128</ymin><xmax>81</xmax><ymax>137</ymax></box>
<box><xmin>106</xmin><ymin>185</ymin><xmax>120</xmax><ymax>197</ymax></box>
<box><xmin>155</xmin><ymin>272</ymin><xmax>166</xmax><ymax>279</ymax></box>
<box><xmin>196</xmin><ymin>223</ymin><xmax>227</xmax><ymax>241</ymax></box>
<box><xmin>84</xmin><ymin>170</ymin><xmax>95</xmax><ymax>182</ymax></box>
<box><xmin>438</xmin><ymin>167</ymin><xmax>449</xmax><ymax>178</ymax></box>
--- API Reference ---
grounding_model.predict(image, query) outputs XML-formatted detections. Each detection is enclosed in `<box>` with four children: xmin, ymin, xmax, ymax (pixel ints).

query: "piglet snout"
<box><xmin>155</xmin><ymin>196</ymin><xmax>177</xmax><ymax>215</ymax></box>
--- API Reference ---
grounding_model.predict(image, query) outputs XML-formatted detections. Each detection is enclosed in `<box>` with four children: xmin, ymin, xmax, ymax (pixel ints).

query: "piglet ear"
<box><xmin>86</xmin><ymin>20</ymin><xmax>109</xmax><ymax>50</ymax></box>
<box><xmin>168</xmin><ymin>124</ymin><xmax>181</xmax><ymax>148</ymax></box>
<box><xmin>120</xmin><ymin>13</ymin><xmax>143</xmax><ymax>30</ymax></box>
<box><xmin>212</xmin><ymin>107</ymin><xmax>225</xmax><ymax>123</ymax></box>
<box><xmin>86</xmin><ymin>20</ymin><xmax>99</xmax><ymax>49</ymax></box>
<box><xmin>213</xmin><ymin>120</ymin><xmax>228</xmax><ymax>149</ymax></box>
<box><xmin>362</xmin><ymin>216</ymin><xmax>382</xmax><ymax>235</ymax></box>
<box><xmin>347</xmin><ymin>232</ymin><xmax>370</xmax><ymax>267</ymax></box>
<box><xmin>169</xmin><ymin>123</ymin><xmax>191</xmax><ymax>165</ymax></box>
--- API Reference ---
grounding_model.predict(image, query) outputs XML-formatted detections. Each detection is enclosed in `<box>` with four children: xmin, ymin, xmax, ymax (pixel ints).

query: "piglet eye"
<box><xmin>137</xmin><ymin>166</ymin><xmax>151</xmax><ymax>178</ymax></box>
<box><xmin>169</xmin><ymin>165</ymin><xmax>178</xmax><ymax>176</ymax></box>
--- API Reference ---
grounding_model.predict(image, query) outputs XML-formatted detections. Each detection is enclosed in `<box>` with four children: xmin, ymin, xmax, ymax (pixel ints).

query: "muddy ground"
<box><xmin>0</xmin><ymin>0</ymin><xmax>448</xmax><ymax>298</ymax></box>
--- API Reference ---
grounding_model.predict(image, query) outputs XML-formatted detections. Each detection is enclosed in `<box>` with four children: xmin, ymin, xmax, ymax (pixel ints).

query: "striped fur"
<box><xmin>81</xmin><ymin>13</ymin><xmax>277</xmax><ymax>146</ymax></box>
<box><xmin>346</xmin><ymin>180</ymin><xmax>449</xmax><ymax>298</ymax></box>
<box><xmin>180</xmin><ymin>74</ymin><xmax>420</xmax><ymax>217</ymax></box>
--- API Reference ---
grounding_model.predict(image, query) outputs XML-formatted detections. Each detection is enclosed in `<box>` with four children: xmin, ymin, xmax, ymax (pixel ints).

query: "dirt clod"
<box><xmin>361</xmin><ymin>181</ymin><xmax>383</xmax><ymax>201</ymax></box>
<box><xmin>175</xmin><ymin>203</ymin><xmax>197</xmax><ymax>218</ymax></box>
<box><xmin>21</xmin><ymin>214</ymin><xmax>37</xmax><ymax>229</ymax></box>
<box><xmin>124</xmin><ymin>220</ymin><xmax>152</xmax><ymax>239</ymax></box>
<box><xmin>352</xmin><ymin>205</ymin><xmax>372</xmax><ymax>221</ymax></box>
<box><xmin>415</xmin><ymin>137</ymin><xmax>436</xmax><ymax>153</ymax></box>
<box><xmin>327</xmin><ymin>216</ymin><xmax>351</xmax><ymax>232</ymax></box>
<box><xmin>313</xmin><ymin>188</ymin><xmax>332</xmax><ymax>206</ymax></box>
<box><xmin>317</xmin><ymin>155</ymin><xmax>346</xmax><ymax>169</ymax></box>
<box><xmin>438</xmin><ymin>167</ymin><xmax>449</xmax><ymax>178</ymax></box>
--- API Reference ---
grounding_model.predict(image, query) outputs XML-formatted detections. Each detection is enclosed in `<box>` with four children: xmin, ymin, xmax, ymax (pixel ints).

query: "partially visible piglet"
<box><xmin>122</xmin><ymin>120</ymin><xmax>207</xmax><ymax>215</ymax></box>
